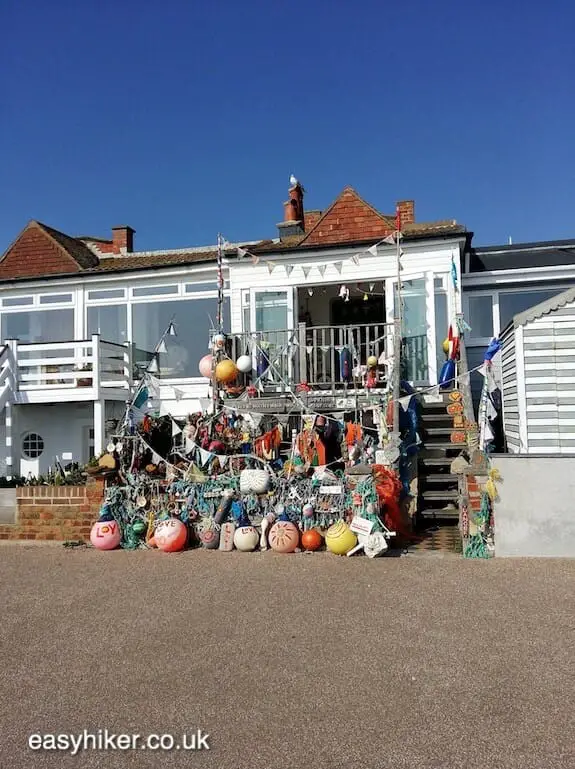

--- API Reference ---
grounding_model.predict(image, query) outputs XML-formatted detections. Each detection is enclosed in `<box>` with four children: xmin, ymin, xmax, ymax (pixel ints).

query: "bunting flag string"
<box><xmin>334</xmin><ymin>261</ymin><xmax>343</xmax><ymax>273</ymax></box>
<box><xmin>317</xmin><ymin>265</ymin><xmax>326</xmax><ymax>277</ymax></box>
<box><xmin>301</xmin><ymin>266</ymin><xmax>311</xmax><ymax>278</ymax></box>
<box><xmin>285</xmin><ymin>264</ymin><xmax>294</xmax><ymax>277</ymax></box>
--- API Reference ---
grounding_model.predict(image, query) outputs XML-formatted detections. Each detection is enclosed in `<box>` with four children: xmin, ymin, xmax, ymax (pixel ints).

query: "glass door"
<box><xmin>386</xmin><ymin>272</ymin><xmax>442</xmax><ymax>386</ymax></box>
<box><xmin>249</xmin><ymin>289</ymin><xmax>295</xmax><ymax>387</ymax></box>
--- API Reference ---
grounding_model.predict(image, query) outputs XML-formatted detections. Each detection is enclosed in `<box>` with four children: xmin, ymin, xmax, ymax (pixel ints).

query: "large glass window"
<box><xmin>400</xmin><ymin>278</ymin><xmax>428</xmax><ymax>382</ymax></box>
<box><xmin>87</xmin><ymin>304</ymin><xmax>128</xmax><ymax>344</ymax></box>
<box><xmin>468</xmin><ymin>295</ymin><xmax>494</xmax><ymax>339</ymax></box>
<box><xmin>499</xmin><ymin>289</ymin><xmax>560</xmax><ymax>330</ymax></box>
<box><xmin>132</xmin><ymin>298</ymin><xmax>227</xmax><ymax>378</ymax></box>
<box><xmin>1</xmin><ymin>309</ymin><xmax>74</xmax><ymax>343</ymax></box>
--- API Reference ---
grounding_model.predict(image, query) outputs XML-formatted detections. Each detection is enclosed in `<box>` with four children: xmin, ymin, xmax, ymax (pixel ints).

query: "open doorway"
<box><xmin>297</xmin><ymin>284</ymin><xmax>385</xmax><ymax>328</ymax></box>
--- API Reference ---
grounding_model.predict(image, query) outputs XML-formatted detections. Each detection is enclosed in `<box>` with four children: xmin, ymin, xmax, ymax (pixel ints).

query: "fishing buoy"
<box><xmin>212</xmin><ymin>333</ymin><xmax>226</xmax><ymax>350</ymax></box>
<box><xmin>233</xmin><ymin>526</ymin><xmax>259</xmax><ymax>552</ymax></box>
<box><xmin>236</xmin><ymin>354</ymin><xmax>252</xmax><ymax>374</ymax></box>
<box><xmin>199</xmin><ymin>354</ymin><xmax>213</xmax><ymax>378</ymax></box>
<box><xmin>214</xmin><ymin>489</ymin><xmax>235</xmax><ymax>525</ymax></box>
<box><xmin>215</xmin><ymin>359</ymin><xmax>238</xmax><ymax>384</ymax></box>
<box><xmin>439</xmin><ymin>358</ymin><xmax>456</xmax><ymax>390</ymax></box>
<box><xmin>269</xmin><ymin>521</ymin><xmax>299</xmax><ymax>553</ymax></box>
<box><xmin>155</xmin><ymin>519</ymin><xmax>187</xmax><ymax>552</ymax></box>
<box><xmin>301</xmin><ymin>529</ymin><xmax>322</xmax><ymax>551</ymax></box>
<box><xmin>200</xmin><ymin>526</ymin><xmax>220</xmax><ymax>549</ymax></box>
<box><xmin>367</xmin><ymin>355</ymin><xmax>378</xmax><ymax>368</ymax></box>
<box><xmin>302</xmin><ymin>503</ymin><xmax>314</xmax><ymax>519</ymax></box>
<box><xmin>90</xmin><ymin>520</ymin><xmax>121</xmax><ymax>550</ymax></box>
<box><xmin>325</xmin><ymin>521</ymin><xmax>357</xmax><ymax>556</ymax></box>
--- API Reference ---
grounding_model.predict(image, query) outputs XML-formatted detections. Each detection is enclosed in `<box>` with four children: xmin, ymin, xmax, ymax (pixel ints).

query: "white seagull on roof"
<box><xmin>289</xmin><ymin>174</ymin><xmax>299</xmax><ymax>187</ymax></box>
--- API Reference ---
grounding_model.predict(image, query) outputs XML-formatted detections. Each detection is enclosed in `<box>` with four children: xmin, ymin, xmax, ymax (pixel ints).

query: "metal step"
<box><xmin>424</xmin><ymin>426</ymin><xmax>457</xmax><ymax>436</ymax></box>
<box><xmin>420</xmin><ymin>441</ymin><xmax>463</xmax><ymax>451</ymax></box>
<box><xmin>421</xmin><ymin>489</ymin><xmax>460</xmax><ymax>501</ymax></box>
<box><xmin>418</xmin><ymin>455</ymin><xmax>456</xmax><ymax>466</ymax></box>
<box><xmin>418</xmin><ymin>507</ymin><xmax>460</xmax><ymax>519</ymax></box>
<box><xmin>420</xmin><ymin>413</ymin><xmax>453</xmax><ymax>423</ymax></box>
<box><xmin>420</xmin><ymin>474</ymin><xmax>458</xmax><ymax>484</ymax></box>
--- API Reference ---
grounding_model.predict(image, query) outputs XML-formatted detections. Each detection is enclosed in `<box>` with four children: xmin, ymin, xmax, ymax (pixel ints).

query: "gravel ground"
<box><xmin>0</xmin><ymin>545</ymin><xmax>574</xmax><ymax>769</ymax></box>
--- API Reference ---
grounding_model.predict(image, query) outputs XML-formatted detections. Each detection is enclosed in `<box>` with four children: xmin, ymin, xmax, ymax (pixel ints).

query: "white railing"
<box><xmin>0</xmin><ymin>345</ymin><xmax>13</xmax><ymax>411</ymax></box>
<box><xmin>7</xmin><ymin>335</ymin><xmax>132</xmax><ymax>393</ymax></box>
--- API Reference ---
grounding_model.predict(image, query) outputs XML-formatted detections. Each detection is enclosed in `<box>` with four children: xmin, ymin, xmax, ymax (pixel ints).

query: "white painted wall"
<box><xmin>229</xmin><ymin>240</ymin><xmax>463</xmax><ymax>333</ymax></box>
<box><xmin>4</xmin><ymin>400</ymin><xmax>127</xmax><ymax>477</ymax></box>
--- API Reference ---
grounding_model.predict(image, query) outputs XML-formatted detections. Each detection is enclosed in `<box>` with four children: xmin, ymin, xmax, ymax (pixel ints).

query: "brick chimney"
<box><xmin>277</xmin><ymin>181</ymin><xmax>305</xmax><ymax>240</ymax></box>
<box><xmin>111</xmin><ymin>225</ymin><xmax>135</xmax><ymax>254</ymax></box>
<box><xmin>396</xmin><ymin>200</ymin><xmax>415</xmax><ymax>227</ymax></box>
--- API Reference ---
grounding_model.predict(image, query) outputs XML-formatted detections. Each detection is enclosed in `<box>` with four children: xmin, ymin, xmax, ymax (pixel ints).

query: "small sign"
<box><xmin>62</xmin><ymin>452</ymin><xmax>73</xmax><ymax>461</ymax></box>
<box><xmin>246</xmin><ymin>398</ymin><xmax>289</xmax><ymax>414</ymax></box>
<box><xmin>319</xmin><ymin>485</ymin><xmax>343</xmax><ymax>495</ymax></box>
<box><xmin>350</xmin><ymin>516</ymin><xmax>374</xmax><ymax>536</ymax></box>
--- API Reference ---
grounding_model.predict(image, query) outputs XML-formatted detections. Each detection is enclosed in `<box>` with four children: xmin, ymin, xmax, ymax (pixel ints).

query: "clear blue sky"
<box><xmin>2</xmin><ymin>0</ymin><xmax>574</xmax><ymax>253</ymax></box>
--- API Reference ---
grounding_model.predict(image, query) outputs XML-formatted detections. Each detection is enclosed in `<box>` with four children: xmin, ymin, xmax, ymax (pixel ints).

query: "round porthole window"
<box><xmin>22</xmin><ymin>432</ymin><xmax>45</xmax><ymax>459</ymax></box>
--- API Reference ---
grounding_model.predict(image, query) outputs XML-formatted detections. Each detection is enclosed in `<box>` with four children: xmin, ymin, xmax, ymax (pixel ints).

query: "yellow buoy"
<box><xmin>325</xmin><ymin>520</ymin><xmax>357</xmax><ymax>556</ymax></box>
<box><xmin>442</xmin><ymin>338</ymin><xmax>450</xmax><ymax>354</ymax></box>
<box><xmin>215</xmin><ymin>359</ymin><xmax>238</xmax><ymax>384</ymax></box>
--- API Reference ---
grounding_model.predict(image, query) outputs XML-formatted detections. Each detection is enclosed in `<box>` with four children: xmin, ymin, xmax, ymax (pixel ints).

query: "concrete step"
<box><xmin>420</xmin><ymin>440</ymin><xmax>463</xmax><ymax>451</ymax></box>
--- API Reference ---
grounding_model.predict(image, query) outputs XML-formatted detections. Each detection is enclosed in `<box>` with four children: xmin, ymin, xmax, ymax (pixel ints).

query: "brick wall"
<box><xmin>0</xmin><ymin>479</ymin><xmax>105</xmax><ymax>541</ymax></box>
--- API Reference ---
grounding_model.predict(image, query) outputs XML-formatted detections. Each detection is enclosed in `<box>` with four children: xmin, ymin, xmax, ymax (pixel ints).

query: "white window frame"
<box><xmin>463</xmin><ymin>291</ymin><xmax>499</xmax><ymax>347</ymax></box>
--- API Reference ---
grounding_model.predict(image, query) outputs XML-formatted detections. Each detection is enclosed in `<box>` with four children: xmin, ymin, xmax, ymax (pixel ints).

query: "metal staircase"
<box><xmin>417</xmin><ymin>393</ymin><xmax>461</xmax><ymax>519</ymax></box>
<box><xmin>416</xmin><ymin>316</ymin><xmax>476</xmax><ymax>521</ymax></box>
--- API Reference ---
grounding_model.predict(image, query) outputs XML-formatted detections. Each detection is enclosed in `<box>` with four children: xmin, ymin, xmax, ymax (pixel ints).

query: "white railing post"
<box><xmin>6</xmin><ymin>339</ymin><xmax>18</xmax><ymax>392</ymax></box>
<box><xmin>124</xmin><ymin>342</ymin><xmax>134</xmax><ymax>392</ymax></box>
<box><xmin>298</xmin><ymin>323</ymin><xmax>307</xmax><ymax>384</ymax></box>
<box><xmin>92</xmin><ymin>335</ymin><xmax>105</xmax><ymax>457</ymax></box>
<box><xmin>91</xmin><ymin>334</ymin><xmax>101</xmax><ymax>398</ymax></box>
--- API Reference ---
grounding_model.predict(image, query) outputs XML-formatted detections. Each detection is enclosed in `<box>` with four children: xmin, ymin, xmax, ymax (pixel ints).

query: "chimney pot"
<box><xmin>277</xmin><ymin>181</ymin><xmax>305</xmax><ymax>241</ymax></box>
<box><xmin>112</xmin><ymin>225</ymin><xmax>135</xmax><ymax>254</ymax></box>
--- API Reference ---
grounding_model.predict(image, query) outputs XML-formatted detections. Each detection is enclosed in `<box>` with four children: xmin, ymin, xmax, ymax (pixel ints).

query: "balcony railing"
<box><xmin>3</xmin><ymin>335</ymin><xmax>132</xmax><ymax>397</ymax></box>
<box><xmin>227</xmin><ymin>322</ymin><xmax>392</xmax><ymax>392</ymax></box>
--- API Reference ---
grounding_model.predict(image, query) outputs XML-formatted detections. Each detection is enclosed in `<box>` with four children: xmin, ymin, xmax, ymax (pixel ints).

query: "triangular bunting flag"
<box><xmin>237</xmin><ymin>247</ymin><xmax>248</xmax><ymax>258</ymax></box>
<box><xmin>369</xmin><ymin>283</ymin><xmax>375</xmax><ymax>291</ymax></box>
<box><xmin>318</xmin><ymin>265</ymin><xmax>326</xmax><ymax>277</ymax></box>
<box><xmin>398</xmin><ymin>395</ymin><xmax>412</xmax><ymax>410</ymax></box>
<box><xmin>159</xmin><ymin>401</ymin><xmax>170</xmax><ymax>417</ymax></box>
<box><xmin>267</xmin><ymin>261</ymin><xmax>276</xmax><ymax>274</ymax></box>
<box><xmin>217</xmin><ymin>454</ymin><xmax>228</xmax><ymax>468</ymax></box>
<box><xmin>320</xmin><ymin>345</ymin><xmax>330</xmax><ymax>353</ymax></box>
<box><xmin>351</xmin><ymin>254</ymin><xmax>360</xmax><ymax>266</ymax></box>
<box><xmin>147</xmin><ymin>375</ymin><xmax>161</xmax><ymax>397</ymax></box>
<box><xmin>383</xmin><ymin>234</ymin><xmax>395</xmax><ymax>245</ymax></box>
<box><xmin>252</xmin><ymin>254</ymin><xmax>260</xmax><ymax>266</ymax></box>
<box><xmin>366</xmin><ymin>244</ymin><xmax>378</xmax><ymax>257</ymax></box>
<box><xmin>335</xmin><ymin>345</ymin><xmax>344</xmax><ymax>353</ymax></box>
<box><xmin>198</xmin><ymin>447</ymin><xmax>213</xmax><ymax>467</ymax></box>
<box><xmin>156</xmin><ymin>338</ymin><xmax>168</xmax><ymax>354</ymax></box>
<box><xmin>173</xmin><ymin>387</ymin><xmax>184</xmax><ymax>401</ymax></box>
<box><xmin>152</xmin><ymin>451</ymin><xmax>163</xmax><ymax>465</ymax></box>
<box><xmin>302</xmin><ymin>266</ymin><xmax>311</xmax><ymax>278</ymax></box>
<box><xmin>185</xmin><ymin>437</ymin><xmax>196</xmax><ymax>453</ymax></box>
<box><xmin>306</xmin><ymin>345</ymin><xmax>313</xmax><ymax>355</ymax></box>
<box><xmin>334</xmin><ymin>261</ymin><xmax>343</xmax><ymax>274</ymax></box>
<box><xmin>172</xmin><ymin>420</ymin><xmax>182</xmax><ymax>437</ymax></box>
<box><xmin>285</xmin><ymin>264</ymin><xmax>294</xmax><ymax>277</ymax></box>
